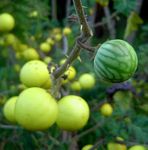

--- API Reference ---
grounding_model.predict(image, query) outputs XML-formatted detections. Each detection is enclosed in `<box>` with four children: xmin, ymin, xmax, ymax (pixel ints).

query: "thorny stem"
<box><xmin>52</xmin><ymin>0</ymin><xmax>93</xmax><ymax>79</ymax></box>
<box><xmin>76</xmin><ymin>38</ymin><xmax>97</xmax><ymax>52</ymax></box>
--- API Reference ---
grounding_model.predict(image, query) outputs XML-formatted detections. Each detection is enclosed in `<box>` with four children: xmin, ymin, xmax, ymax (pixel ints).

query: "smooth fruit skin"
<box><xmin>43</xmin><ymin>56</ymin><xmax>52</xmax><ymax>64</ymax></box>
<box><xmin>56</xmin><ymin>95</ymin><xmax>90</xmax><ymax>131</ymax></box>
<box><xmin>79</xmin><ymin>73</ymin><xmax>95</xmax><ymax>89</ymax></box>
<box><xmin>54</xmin><ymin>33</ymin><xmax>62</xmax><ymax>41</ymax></box>
<box><xmin>70</xmin><ymin>81</ymin><xmax>81</xmax><ymax>91</ymax></box>
<box><xmin>4</xmin><ymin>33</ymin><xmax>16</xmax><ymax>45</ymax></box>
<box><xmin>63</xmin><ymin>27</ymin><xmax>72</xmax><ymax>35</ymax></box>
<box><xmin>15</xmin><ymin>87</ymin><xmax>58</xmax><ymax>131</ymax></box>
<box><xmin>3</xmin><ymin>96</ymin><xmax>18</xmax><ymax>123</ymax></box>
<box><xmin>100</xmin><ymin>103</ymin><xmax>113</xmax><ymax>117</ymax></box>
<box><xmin>46</xmin><ymin>38</ymin><xmax>54</xmax><ymax>45</ymax></box>
<box><xmin>94</xmin><ymin>39</ymin><xmax>138</xmax><ymax>83</ymax></box>
<box><xmin>82</xmin><ymin>144</ymin><xmax>97</xmax><ymax>150</ymax></box>
<box><xmin>107</xmin><ymin>142</ymin><xmax>127</xmax><ymax>150</ymax></box>
<box><xmin>65</xmin><ymin>66</ymin><xmax>76</xmax><ymax>80</ymax></box>
<box><xmin>20</xmin><ymin>60</ymin><xmax>50</xmax><ymax>87</ymax></box>
<box><xmin>0</xmin><ymin>13</ymin><xmax>15</xmax><ymax>32</ymax></box>
<box><xmin>23</xmin><ymin>48</ymin><xmax>39</xmax><ymax>60</ymax></box>
<box><xmin>59</xmin><ymin>58</ymin><xmax>66</xmax><ymax>65</ymax></box>
<box><xmin>129</xmin><ymin>145</ymin><xmax>146</xmax><ymax>150</ymax></box>
<box><xmin>41</xmin><ymin>78</ymin><xmax>52</xmax><ymax>89</ymax></box>
<box><xmin>40</xmin><ymin>42</ymin><xmax>51</xmax><ymax>53</ymax></box>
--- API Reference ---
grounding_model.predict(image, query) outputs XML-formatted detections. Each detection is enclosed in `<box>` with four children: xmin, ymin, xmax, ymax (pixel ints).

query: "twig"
<box><xmin>69</xmin><ymin>132</ymin><xmax>78</xmax><ymax>150</ymax></box>
<box><xmin>52</xmin><ymin>0</ymin><xmax>93</xmax><ymax>79</ymax></box>
<box><xmin>62</xmin><ymin>131</ymin><xmax>70</xmax><ymax>143</ymax></box>
<box><xmin>90</xmin><ymin>138</ymin><xmax>105</xmax><ymax>150</ymax></box>
<box><xmin>91</xmin><ymin>99</ymin><xmax>108</xmax><ymax>112</ymax></box>
<box><xmin>92</xmin><ymin>11</ymin><xmax>118</xmax><ymax>28</ymax></box>
<box><xmin>126</xmin><ymin>141</ymin><xmax>148</xmax><ymax>147</ymax></box>
<box><xmin>66</xmin><ymin>0</ymin><xmax>71</xmax><ymax>19</ymax></box>
<box><xmin>73</xmin><ymin>122</ymin><xmax>103</xmax><ymax>141</ymax></box>
<box><xmin>0</xmin><ymin>90</ymin><xmax>12</xmax><ymax>95</ymax></box>
<box><xmin>62</xmin><ymin>35</ymin><xmax>68</xmax><ymax>55</ymax></box>
<box><xmin>76</xmin><ymin>38</ymin><xmax>97</xmax><ymax>52</ymax></box>
<box><xmin>48</xmin><ymin>134</ymin><xmax>61</xmax><ymax>146</ymax></box>
<box><xmin>51</xmin><ymin>0</ymin><xmax>57</xmax><ymax>20</ymax></box>
<box><xmin>0</xmin><ymin>124</ymin><xmax>19</xmax><ymax>130</ymax></box>
<box><xmin>103</xmin><ymin>6</ymin><xmax>116</xmax><ymax>39</ymax></box>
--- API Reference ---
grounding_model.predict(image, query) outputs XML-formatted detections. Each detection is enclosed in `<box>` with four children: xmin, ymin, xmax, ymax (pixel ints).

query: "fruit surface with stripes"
<box><xmin>94</xmin><ymin>39</ymin><xmax>138</xmax><ymax>83</ymax></box>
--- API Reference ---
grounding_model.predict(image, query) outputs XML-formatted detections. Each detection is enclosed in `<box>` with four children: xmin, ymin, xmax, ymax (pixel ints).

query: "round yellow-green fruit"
<box><xmin>129</xmin><ymin>145</ymin><xmax>146</xmax><ymax>150</ymax></box>
<box><xmin>70</xmin><ymin>81</ymin><xmax>81</xmax><ymax>91</ymax></box>
<box><xmin>56</xmin><ymin>95</ymin><xmax>90</xmax><ymax>131</ymax></box>
<box><xmin>18</xmin><ymin>43</ymin><xmax>28</xmax><ymax>52</ymax></box>
<box><xmin>65</xmin><ymin>66</ymin><xmax>76</xmax><ymax>80</ymax></box>
<box><xmin>23</xmin><ymin>48</ymin><xmax>39</xmax><ymax>60</ymax></box>
<box><xmin>29</xmin><ymin>10</ymin><xmax>38</xmax><ymax>18</ymax></box>
<box><xmin>63</xmin><ymin>27</ymin><xmax>72</xmax><ymax>35</ymax></box>
<box><xmin>46</xmin><ymin>38</ymin><xmax>54</xmax><ymax>45</ymax></box>
<box><xmin>107</xmin><ymin>142</ymin><xmax>127</xmax><ymax>150</ymax></box>
<box><xmin>52</xmin><ymin>28</ymin><xmax>61</xmax><ymax>34</ymax></box>
<box><xmin>43</xmin><ymin>56</ymin><xmax>52</xmax><ymax>64</ymax></box>
<box><xmin>79</xmin><ymin>73</ymin><xmax>95</xmax><ymax>89</ymax></box>
<box><xmin>61</xmin><ymin>78</ymin><xmax>69</xmax><ymax>85</ymax></box>
<box><xmin>15</xmin><ymin>87</ymin><xmax>58</xmax><ymax>131</ymax></box>
<box><xmin>4</xmin><ymin>33</ymin><xmax>17</xmax><ymax>45</ymax></box>
<box><xmin>59</xmin><ymin>58</ymin><xmax>66</xmax><ymax>65</ymax></box>
<box><xmin>20</xmin><ymin>60</ymin><xmax>50</xmax><ymax>87</ymax></box>
<box><xmin>41</xmin><ymin>78</ymin><xmax>52</xmax><ymax>89</ymax></box>
<box><xmin>0</xmin><ymin>13</ymin><xmax>15</xmax><ymax>32</ymax></box>
<box><xmin>100</xmin><ymin>103</ymin><xmax>113</xmax><ymax>117</ymax></box>
<box><xmin>54</xmin><ymin>33</ymin><xmax>62</xmax><ymax>41</ymax></box>
<box><xmin>81</xmin><ymin>144</ymin><xmax>97</xmax><ymax>150</ymax></box>
<box><xmin>40</xmin><ymin>42</ymin><xmax>51</xmax><ymax>53</ymax></box>
<box><xmin>3</xmin><ymin>96</ymin><xmax>18</xmax><ymax>123</ymax></box>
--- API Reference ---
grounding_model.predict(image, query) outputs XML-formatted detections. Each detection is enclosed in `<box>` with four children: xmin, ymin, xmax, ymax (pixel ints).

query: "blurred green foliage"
<box><xmin>0</xmin><ymin>0</ymin><xmax>148</xmax><ymax>150</ymax></box>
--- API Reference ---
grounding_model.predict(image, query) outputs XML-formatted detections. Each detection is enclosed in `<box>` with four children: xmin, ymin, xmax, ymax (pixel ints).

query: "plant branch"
<box><xmin>103</xmin><ymin>6</ymin><xmax>116</xmax><ymax>39</ymax></box>
<box><xmin>51</xmin><ymin>0</ymin><xmax>57</xmax><ymax>20</ymax></box>
<box><xmin>90</xmin><ymin>138</ymin><xmax>105</xmax><ymax>150</ymax></box>
<box><xmin>73</xmin><ymin>121</ymin><xmax>104</xmax><ymax>141</ymax></box>
<box><xmin>76</xmin><ymin>38</ymin><xmax>97</xmax><ymax>52</ymax></box>
<box><xmin>92</xmin><ymin>11</ymin><xmax>118</xmax><ymax>28</ymax></box>
<box><xmin>52</xmin><ymin>0</ymin><xmax>92</xmax><ymax>79</ymax></box>
<box><xmin>0</xmin><ymin>124</ymin><xmax>19</xmax><ymax>130</ymax></box>
<box><xmin>66</xmin><ymin>0</ymin><xmax>71</xmax><ymax>19</ymax></box>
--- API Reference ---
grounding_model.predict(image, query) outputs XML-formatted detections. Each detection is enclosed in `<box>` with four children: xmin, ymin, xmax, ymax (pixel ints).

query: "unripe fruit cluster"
<box><xmin>3</xmin><ymin>60</ymin><xmax>90</xmax><ymax>131</ymax></box>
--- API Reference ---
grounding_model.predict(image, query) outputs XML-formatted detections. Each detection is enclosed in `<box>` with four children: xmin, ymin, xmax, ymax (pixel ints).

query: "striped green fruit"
<box><xmin>94</xmin><ymin>39</ymin><xmax>138</xmax><ymax>83</ymax></box>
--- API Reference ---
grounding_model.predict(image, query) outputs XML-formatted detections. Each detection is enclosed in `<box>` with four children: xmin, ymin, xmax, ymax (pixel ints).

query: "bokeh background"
<box><xmin>0</xmin><ymin>0</ymin><xmax>148</xmax><ymax>149</ymax></box>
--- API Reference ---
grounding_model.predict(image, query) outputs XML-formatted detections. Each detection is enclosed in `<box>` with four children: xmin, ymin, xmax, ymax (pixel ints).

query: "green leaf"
<box><xmin>96</xmin><ymin>0</ymin><xmax>110</xmax><ymax>7</ymax></box>
<box><xmin>139</xmin><ymin>104</ymin><xmax>148</xmax><ymax>113</ymax></box>
<box><xmin>113</xmin><ymin>0</ymin><xmax>137</xmax><ymax>16</ymax></box>
<box><xmin>124</xmin><ymin>11</ymin><xmax>143</xmax><ymax>39</ymax></box>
